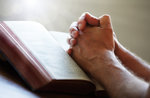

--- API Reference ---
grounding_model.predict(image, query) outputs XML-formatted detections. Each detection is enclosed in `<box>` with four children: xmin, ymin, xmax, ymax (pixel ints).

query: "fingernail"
<box><xmin>71</xmin><ymin>39</ymin><xmax>76</xmax><ymax>46</ymax></box>
<box><xmin>72</xmin><ymin>31</ymin><xmax>78</xmax><ymax>38</ymax></box>
<box><xmin>71</xmin><ymin>31</ymin><xmax>76</xmax><ymax>37</ymax></box>
<box><xmin>78</xmin><ymin>23</ymin><xmax>82</xmax><ymax>30</ymax></box>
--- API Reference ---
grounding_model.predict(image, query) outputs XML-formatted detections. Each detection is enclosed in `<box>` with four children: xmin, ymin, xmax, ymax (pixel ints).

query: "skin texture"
<box><xmin>67</xmin><ymin>12</ymin><xmax>150</xmax><ymax>98</ymax></box>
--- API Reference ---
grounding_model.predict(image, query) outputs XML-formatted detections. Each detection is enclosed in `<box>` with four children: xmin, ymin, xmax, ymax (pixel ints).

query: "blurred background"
<box><xmin>0</xmin><ymin>0</ymin><xmax>150</xmax><ymax>62</ymax></box>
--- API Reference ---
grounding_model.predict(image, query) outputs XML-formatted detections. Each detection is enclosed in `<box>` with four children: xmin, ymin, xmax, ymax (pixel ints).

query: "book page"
<box><xmin>49</xmin><ymin>31</ymin><xmax>69</xmax><ymax>51</ymax></box>
<box><xmin>50</xmin><ymin>31</ymin><xmax>104</xmax><ymax>91</ymax></box>
<box><xmin>4</xmin><ymin>21</ymin><xmax>92</xmax><ymax>82</ymax></box>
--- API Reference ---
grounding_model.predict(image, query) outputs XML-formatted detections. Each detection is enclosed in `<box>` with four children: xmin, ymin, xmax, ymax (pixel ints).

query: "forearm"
<box><xmin>90</xmin><ymin>51</ymin><xmax>148</xmax><ymax>98</ymax></box>
<box><xmin>115</xmin><ymin>43</ymin><xmax>150</xmax><ymax>82</ymax></box>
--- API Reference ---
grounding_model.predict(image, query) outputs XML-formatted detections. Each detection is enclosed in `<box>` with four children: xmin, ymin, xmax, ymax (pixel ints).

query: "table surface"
<box><xmin>0</xmin><ymin>60</ymin><xmax>108</xmax><ymax>98</ymax></box>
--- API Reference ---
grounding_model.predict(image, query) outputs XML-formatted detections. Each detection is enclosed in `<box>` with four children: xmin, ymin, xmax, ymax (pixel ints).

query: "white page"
<box><xmin>4</xmin><ymin>21</ymin><xmax>91</xmax><ymax>81</ymax></box>
<box><xmin>49</xmin><ymin>31</ymin><xmax>69</xmax><ymax>51</ymax></box>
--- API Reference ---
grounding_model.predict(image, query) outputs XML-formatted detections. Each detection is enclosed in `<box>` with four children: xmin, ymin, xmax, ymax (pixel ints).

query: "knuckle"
<box><xmin>102</xmin><ymin>14</ymin><xmax>110</xmax><ymax>19</ymax></box>
<box><xmin>70</xmin><ymin>38</ymin><xmax>77</xmax><ymax>46</ymax></box>
<box><xmin>69</xmin><ymin>26</ymin><xmax>78</xmax><ymax>33</ymax></box>
<box><xmin>80</xmin><ymin>12</ymin><xmax>89</xmax><ymax>18</ymax></box>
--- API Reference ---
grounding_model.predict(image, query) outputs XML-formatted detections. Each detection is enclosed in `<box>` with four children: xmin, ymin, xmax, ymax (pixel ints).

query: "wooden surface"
<box><xmin>0</xmin><ymin>60</ymin><xmax>103</xmax><ymax>98</ymax></box>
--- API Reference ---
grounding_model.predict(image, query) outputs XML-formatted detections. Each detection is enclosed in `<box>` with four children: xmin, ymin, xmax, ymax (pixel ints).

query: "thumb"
<box><xmin>99</xmin><ymin>14</ymin><xmax>112</xmax><ymax>29</ymax></box>
<box><xmin>84</xmin><ymin>12</ymin><xmax>99</xmax><ymax>26</ymax></box>
<box><xmin>78</xmin><ymin>12</ymin><xmax>99</xmax><ymax>30</ymax></box>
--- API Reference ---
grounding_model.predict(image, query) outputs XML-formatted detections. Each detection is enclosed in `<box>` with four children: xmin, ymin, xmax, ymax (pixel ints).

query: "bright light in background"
<box><xmin>9</xmin><ymin>0</ymin><xmax>61</xmax><ymax>30</ymax></box>
<box><xmin>22</xmin><ymin>0</ymin><xmax>40</xmax><ymax>9</ymax></box>
<box><xmin>10</xmin><ymin>0</ymin><xmax>58</xmax><ymax>20</ymax></box>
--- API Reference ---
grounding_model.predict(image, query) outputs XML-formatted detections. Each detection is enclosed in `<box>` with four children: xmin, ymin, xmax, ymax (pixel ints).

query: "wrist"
<box><xmin>89</xmin><ymin>50</ymin><xmax>122</xmax><ymax>74</ymax></box>
<box><xmin>88</xmin><ymin>51</ymin><xmax>127</xmax><ymax>85</ymax></box>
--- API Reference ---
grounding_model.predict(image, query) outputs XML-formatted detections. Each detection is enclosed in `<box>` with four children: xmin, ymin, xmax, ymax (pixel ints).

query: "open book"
<box><xmin>0</xmin><ymin>21</ymin><xmax>104</xmax><ymax>95</ymax></box>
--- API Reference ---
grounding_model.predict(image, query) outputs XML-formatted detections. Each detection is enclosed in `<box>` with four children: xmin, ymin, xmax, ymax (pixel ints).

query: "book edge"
<box><xmin>0</xmin><ymin>21</ymin><xmax>52</xmax><ymax>89</ymax></box>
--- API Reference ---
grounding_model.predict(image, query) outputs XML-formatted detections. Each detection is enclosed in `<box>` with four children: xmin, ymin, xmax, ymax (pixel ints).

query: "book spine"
<box><xmin>0</xmin><ymin>22</ymin><xmax>52</xmax><ymax>90</ymax></box>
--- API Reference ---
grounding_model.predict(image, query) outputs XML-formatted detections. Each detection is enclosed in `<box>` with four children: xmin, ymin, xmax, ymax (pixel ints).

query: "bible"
<box><xmin>0</xmin><ymin>21</ymin><xmax>104</xmax><ymax>95</ymax></box>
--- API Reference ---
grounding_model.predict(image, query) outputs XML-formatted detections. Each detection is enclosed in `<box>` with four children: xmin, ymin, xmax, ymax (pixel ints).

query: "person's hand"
<box><xmin>67</xmin><ymin>14</ymin><xmax>115</xmax><ymax>73</ymax></box>
<box><xmin>67</xmin><ymin>12</ymin><xmax>100</xmax><ymax>55</ymax></box>
<box><xmin>67</xmin><ymin>12</ymin><xmax>120</xmax><ymax>56</ymax></box>
<box><xmin>67</xmin><ymin>13</ymin><xmax>150</xmax><ymax>98</ymax></box>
